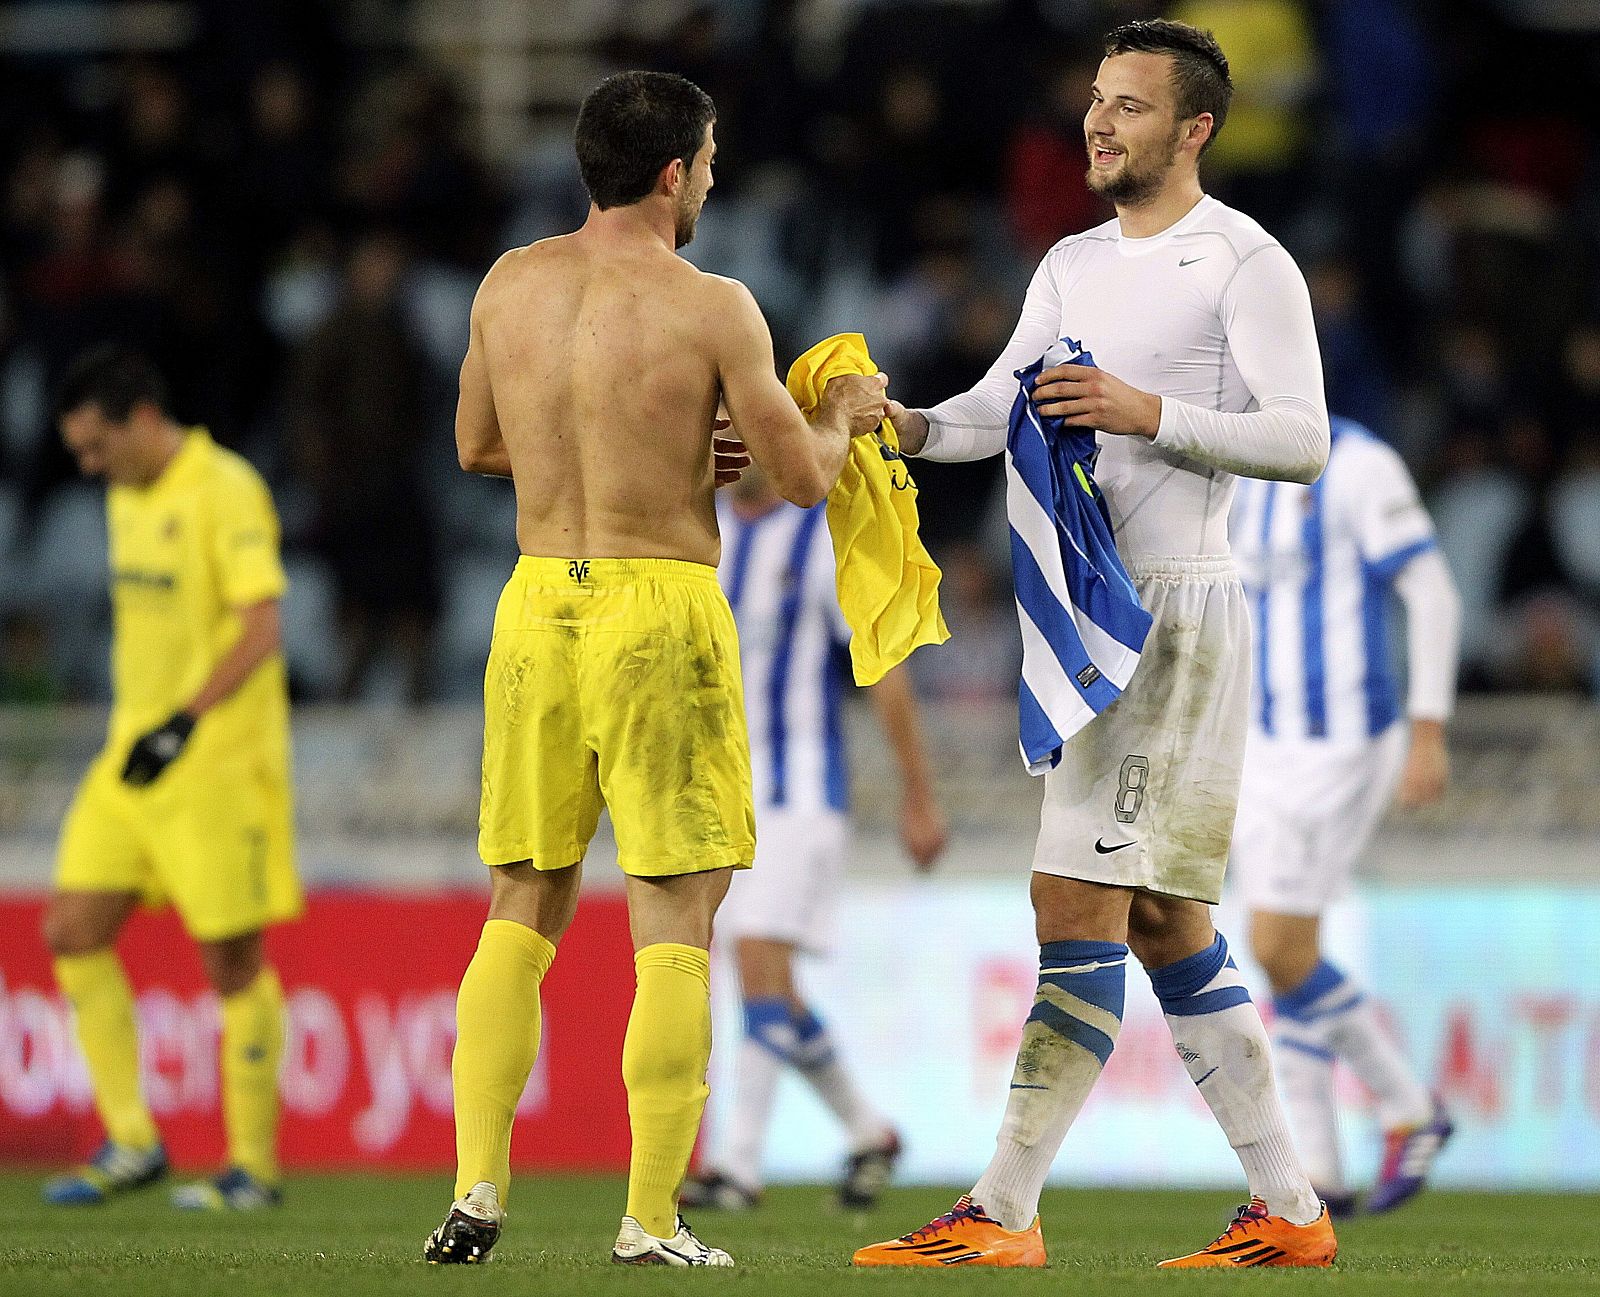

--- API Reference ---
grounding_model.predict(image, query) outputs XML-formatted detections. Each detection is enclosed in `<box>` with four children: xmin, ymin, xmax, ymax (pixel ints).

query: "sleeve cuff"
<box><xmin>224</xmin><ymin>576</ymin><xmax>289</xmax><ymax>608</ymax></box>
<box><xmin>1152</xmin><ymin>396</ymin><xmax>1180</xmax><ymax>447</ymax></box>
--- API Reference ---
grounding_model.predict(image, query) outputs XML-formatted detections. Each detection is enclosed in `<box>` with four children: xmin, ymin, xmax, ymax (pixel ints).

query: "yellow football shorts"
<box><xmin>55</xmin><ymin>748</ymin><xmax>302</xmax><ymax>942</ymax></box>
<box><xmin>478</xmin><ymin>556</ymin><xmax>756</xmax><ymax>877</ymax></box>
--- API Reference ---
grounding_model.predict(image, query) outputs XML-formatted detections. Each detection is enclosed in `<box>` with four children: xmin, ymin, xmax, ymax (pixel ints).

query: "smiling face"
<box><xmin>673</xmin><ymin>122</ymin><xmax>716</xmax><ymax>249</ymax></box>
<box><xmin>1083</xmin><ymin>51</ymin><xmax>1201</xmax><ymax>208</ymax></box>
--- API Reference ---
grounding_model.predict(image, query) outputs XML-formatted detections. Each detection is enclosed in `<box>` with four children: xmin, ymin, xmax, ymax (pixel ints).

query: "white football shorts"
<box><xmin>1033</xmin><ymin>556</ymin><xmax>1249</xmax><ymax>904</ymax></box>
<box><xmin>1231</xmin><ymin>722</ymin><xmax>1409</xmax><ymax>916</ymax></box>
<box><xmin>714</xmin><ymin>806</ymin><xmax>849</xmax><ymax>955</ymax></box>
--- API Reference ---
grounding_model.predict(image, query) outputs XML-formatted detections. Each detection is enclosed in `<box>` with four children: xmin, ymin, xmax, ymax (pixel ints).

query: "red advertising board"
<box><xmin>0</xmin><ymin>893</ymin><xmax>637</xmax><ymax>1170</ymax></box>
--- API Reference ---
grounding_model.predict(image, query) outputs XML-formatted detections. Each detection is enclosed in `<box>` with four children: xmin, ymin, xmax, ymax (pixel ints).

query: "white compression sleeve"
<box><xmin>1152</xmin><ymin>244</ymin><xmax>1330</xmax><ymax>484</ymax></box>
<box><xmin>1393</xmin><ymin>546</ymin><xmax>1461</xmax><ymax>721</ymax></box>
<box><xmin>914</xmin><ymin>253</ymin><xmax>1065</xmax><ymax>463</ymax></box>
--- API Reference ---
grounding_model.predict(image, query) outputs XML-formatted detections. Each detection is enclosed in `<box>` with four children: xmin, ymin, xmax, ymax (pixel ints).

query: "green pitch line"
<box><xmin>0</xmin><ymin>1174</ymin><xmax>1595</xmax><ymax>1297</ymax></box>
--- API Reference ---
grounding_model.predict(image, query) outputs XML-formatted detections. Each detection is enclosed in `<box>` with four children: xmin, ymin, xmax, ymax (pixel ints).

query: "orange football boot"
<box><xmin>851</xmin><ymin>1195</ymin><xmax>1046</xmax><ymax>1268</ymax></box>
<box><xmin>1158</xmin><ymin>1197</ymin><xmax>1337</xmax><ymax>1269</ymax></box>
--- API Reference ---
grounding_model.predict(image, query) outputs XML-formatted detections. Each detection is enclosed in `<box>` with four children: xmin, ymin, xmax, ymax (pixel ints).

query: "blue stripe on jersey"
<box><xmin>1256</xmin><ymin>482</ymin><xmax>1278</xmax><ymax>735</ymax></box>
<box><xmin>1008</xmin><ymin>527</ymin><xmax>1123</xmax><ymax>712</ymax></box>
<box><xmin>1301</xmin><ymin>474</ymin><xmax>1329</xmax><ymax>738</ymax></box>
<box><xmin>724</xmin><ymin>510</ymin><xmax>766</xmax><ymax>614</ymax></box>
<box><xmin>766</xmin><ymin>505</ymin><xmax>826</xmax><ymax>807</ymax></box>
<box><xmin>822</xmin><ymin>641</ymin><xmax>848</xmax><ymax>812</ymax></box>
<box><xmin>1017</xmin><ymin>679</ymin><xmax>1059</xmax><ymax>771</ymax></box>
<box><xmin>1360</xmin><ymin>559</ymin><xmax>1401</xmax><ymax>736</ymax></box>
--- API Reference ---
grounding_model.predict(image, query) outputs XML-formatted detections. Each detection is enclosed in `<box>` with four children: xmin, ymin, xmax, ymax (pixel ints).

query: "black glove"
<box><xmin>121</xmin><ymin>712</ymin><xmax>197</xmax><ymax>787</ymax></box>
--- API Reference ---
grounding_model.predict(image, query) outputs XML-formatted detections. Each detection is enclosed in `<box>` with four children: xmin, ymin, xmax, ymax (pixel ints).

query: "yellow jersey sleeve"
<box><xmin>210</xmin><ymin>462</ymin><xmax>288</xmax><ymax>608</ymax></box>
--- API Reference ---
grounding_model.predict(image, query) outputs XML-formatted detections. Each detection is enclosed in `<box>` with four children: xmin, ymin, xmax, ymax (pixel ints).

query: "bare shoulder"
<box><xmin>696</xmin><ymin>271</ymin><xmax>766</xmax><ymax>336</ymax></box>
<box><xmin>476</xmin><ymin>236</ymin><xmax>585</xmax><ymax>304</ymax></box>
<box><xmin>701</xmin><ymin>270</ymin><xmax>757</xmax><ymax>305</ymax></box>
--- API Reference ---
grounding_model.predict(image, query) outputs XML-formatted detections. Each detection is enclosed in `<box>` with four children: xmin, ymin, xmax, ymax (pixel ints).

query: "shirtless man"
<box><xmin>422</xmin><ymin>71</ymin><xmax>889</xmax><ymax>1269</ymax></box>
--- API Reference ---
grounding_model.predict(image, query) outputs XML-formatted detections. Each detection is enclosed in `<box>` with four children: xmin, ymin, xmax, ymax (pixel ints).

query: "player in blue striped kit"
<box><xmin>681</xmin><ymin>463</ymin><xmax>949</xmax><ymax>1212</ymax></box>
<box><xmin>1230</xmin><ymin>415</ymin><xmax>1461</xmax><ymax>1215</ymax></box>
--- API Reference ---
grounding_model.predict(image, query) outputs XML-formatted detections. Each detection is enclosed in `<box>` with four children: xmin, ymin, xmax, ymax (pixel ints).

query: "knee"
<box><xmin>735</xmin><ymin>939</ymin><xmax>796</xmax><ymax>1003</ymax></box>
<box><xmin>1126</xmin><ymin>895</ymin><xmax>1212</xmax><ymax>970</ymax></box>
<box><xmin>201</xmin><ymin>934</ymin><xmax>265</xmax><ymax>997</ymax></box>
<box><xmin>1124</xmin><ymin>894</ymin><xmax>1167</xmax><ymax>959</ymax></box>
<box><xmin>1249</xmin><ymin>925</ymin><xmax>1317</xmax><ymax>995</ymax></box>
<box><xmin>1030</xmin><ymin>874</ymin><xmax>1130</xmax><ymax>944</ymax></box>
<box><xmin>41</xmin><ymin>907</ymin><xmax>107</xmax><ymax>959</ymax></box>
<box><xmin>487</xmin><ymin>863</ymin><xmax>581</xmax><ymax>945</ymax></box>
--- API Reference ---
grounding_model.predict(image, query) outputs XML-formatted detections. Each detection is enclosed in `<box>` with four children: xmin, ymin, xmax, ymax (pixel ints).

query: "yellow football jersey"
<box><xmin>105</xmin><ymin>428</ymin><xmax>289</xmax><ymax>769</ymax></box>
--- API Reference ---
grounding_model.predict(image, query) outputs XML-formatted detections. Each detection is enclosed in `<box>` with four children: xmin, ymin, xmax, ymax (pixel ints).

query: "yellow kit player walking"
<box><xmin>41</xmin><ymin>346</ymin><xmax>301</xmax><ymax>1212</ymax></box>
<box><xmin>423</xmin><ymin>71</ymin><xmax>887</xmax><ymax>1267</ymax></box>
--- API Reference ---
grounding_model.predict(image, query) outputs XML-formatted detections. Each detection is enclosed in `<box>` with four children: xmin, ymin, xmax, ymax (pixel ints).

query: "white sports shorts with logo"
<box><xmin>1231</xmin><ymin>723</ymin><xmax>1409</xmax><ymax>916</ymax></box>
<box><xmin>1033</xmin><ymin>556</ymin><xmax>1249</xmax><ymax>905</ymax></box>
<box><xmin>715</xmin><ymin>806</ymin><xmax>849</xmax><ymax>955</ymax></box>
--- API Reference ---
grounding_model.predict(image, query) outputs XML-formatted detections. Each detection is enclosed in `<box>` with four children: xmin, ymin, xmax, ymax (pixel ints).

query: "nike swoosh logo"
<box><xmin>1179</xmin><ymin>256</ymin><xmax>1205</xmax><ymax>267</ymax></box>
<box><xmin>1094</xmin><ymin>838</ymin><xmax>1137</xmax><ymax>854</ymax></box>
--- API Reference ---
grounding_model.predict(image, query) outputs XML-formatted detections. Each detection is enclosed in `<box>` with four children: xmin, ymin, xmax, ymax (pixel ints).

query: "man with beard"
<box><xmin>854</xmin><ymin>21</ymin><xmax>1336</xmax><ymax>1269</ymax></box>
<box><xmin>423</xmin><ymin>71</ymin><xmax>890</xmax><ymax>1268</ymax></box>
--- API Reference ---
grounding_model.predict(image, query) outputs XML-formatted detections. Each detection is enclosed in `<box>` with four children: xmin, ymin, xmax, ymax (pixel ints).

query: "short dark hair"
<box><xmin>574</xmin><ymin>71</ymin><xmax>716</xmax><ymax>210</ymax></box>
<box><xmin>55</xmin><ymin>344</ymin><xmax>169</xmax><ymax>422</ymax></box>
<box><xmin>1104</xmin><ymin>19</ymin><xmax>1232</xmax><ymax>154</ymax></box>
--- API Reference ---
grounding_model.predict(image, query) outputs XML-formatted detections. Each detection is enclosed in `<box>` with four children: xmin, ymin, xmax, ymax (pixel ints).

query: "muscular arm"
<box><xmin>867</xmin><ymin>664</ymin><xmax>949</xmax><ymax>869</ymax></box>
<box><xmin>714</xmin><ymin>279</ymin><xmax>853</xmax><ymax>506</ymax></box>
<box><xmin>1152</xmin><ymin>245</ymin><xmax>1329</xmax><ymax>484</ymax></box>
<box><xmin>905</xmin><ymin>254</ymin><xmax>1065</xmax><ymax>462</ymax></box>
<box><xmin>185</xmin><ymin>599</ymin><xmax>281</xmax><ymax>717</ymax></box>
<box><xmin>456</xmin><ymin>295</ymin><xmax>511</xmax><ymax>478</ymax></box>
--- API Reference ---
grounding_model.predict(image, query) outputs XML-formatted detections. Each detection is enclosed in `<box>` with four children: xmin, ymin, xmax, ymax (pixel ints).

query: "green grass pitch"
<box><xmin>0</xmin><ymin>1174</ymin><xmax>1595</xmax><ymax>1296</ymax></box>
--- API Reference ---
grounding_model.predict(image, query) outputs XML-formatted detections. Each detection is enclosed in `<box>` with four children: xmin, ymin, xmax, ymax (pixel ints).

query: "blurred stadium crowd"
<box><xmin>1</xmin><ymin>0</ymin><xmax>1598</xmax><ymax>706</ymax></box>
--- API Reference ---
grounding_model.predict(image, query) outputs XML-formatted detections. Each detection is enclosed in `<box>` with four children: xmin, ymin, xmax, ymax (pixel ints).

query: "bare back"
<box><xmin>467</xmin><ymin>232</ymin><xmax>729</xmax><ymax>566</ymax></box>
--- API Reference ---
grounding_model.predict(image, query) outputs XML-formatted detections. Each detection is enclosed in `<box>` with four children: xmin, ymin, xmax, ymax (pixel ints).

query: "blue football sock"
<box><xmin>1151</xmin><ymin>933</ymin><xmax>1318</xmax><ymax>1222</ymax></box>
<box><xmin>970</xmin><ymin>939</ymin><xmax>1127</xmax><ymax>1230</ymax></box>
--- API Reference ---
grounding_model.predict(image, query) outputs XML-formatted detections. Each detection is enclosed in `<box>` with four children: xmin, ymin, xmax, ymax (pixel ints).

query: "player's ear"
<box><xmin>1187</xmin><ymin>113</ymin><xmax>1214</xmax><ymax>154</ymax></box>
<box><xmin>660</xmin><ymin>156</ymin><xmax>685</xmax><ymax>196</ymax></box>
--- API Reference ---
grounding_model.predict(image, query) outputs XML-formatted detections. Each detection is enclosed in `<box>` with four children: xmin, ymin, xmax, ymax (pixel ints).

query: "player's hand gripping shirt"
<box><xmin>915</xmin><ymin>196</ymin><xmax>1329</xmax><ymax>561</ymax></box>
<box><xmin>1008</xmin><ymin>339</ymin><xmax>1152</xmax><ymax>773</ymax></box>
<box><xmin>106</xmin><ymin>427</ymin><xmax>290</xmax><ymax>767</ymax></box>
<box><xmin>785</xmin><ymin>333</ymin><xmax>948</xmax><ymax>685</ymax></box>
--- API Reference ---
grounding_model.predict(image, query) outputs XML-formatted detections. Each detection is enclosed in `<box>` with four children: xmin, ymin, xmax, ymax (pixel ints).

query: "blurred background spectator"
<box><xmin>1</xmin><ymin>0</ymin><xmax>1598</xmax><ymax>704</ymax></box>
<box><xmin>288</xmin><ymin>231</ymin><xmax>440</xmax><ymax>703</ymax></box>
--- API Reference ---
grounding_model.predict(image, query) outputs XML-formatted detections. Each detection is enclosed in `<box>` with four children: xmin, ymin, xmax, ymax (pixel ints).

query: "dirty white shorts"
<box><xmin>1231</xmin><ymin>723</ymin><xmax>1409</xmax><ymax>916</ymax></box>
<box><xmin>715</xmin><ymin>807</ymin><xmax>849</xmax><ymax>956</ymax></box>
<box><xmin>1033</xmin><ymin>556</ymin><xmax>1249</xmax><ymax>904</ymax></box>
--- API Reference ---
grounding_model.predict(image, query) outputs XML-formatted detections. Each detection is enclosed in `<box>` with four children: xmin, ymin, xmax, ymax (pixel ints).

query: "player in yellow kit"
<box><xmin>40</xmin><ymin>346</ymin><xmax>302</xmax><ymax>1212</ymax></box>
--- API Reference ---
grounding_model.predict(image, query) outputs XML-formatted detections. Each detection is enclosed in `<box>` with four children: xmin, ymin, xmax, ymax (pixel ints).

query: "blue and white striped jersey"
<box><xmin>1230</xmin><ymin>418</ymin><xmax>1437</xmax><ymax>742</ymax></box>
<box><xmin>717</xmin><ymin>498</ymin><xmax>850</xmax><ymax>814</ymax></box>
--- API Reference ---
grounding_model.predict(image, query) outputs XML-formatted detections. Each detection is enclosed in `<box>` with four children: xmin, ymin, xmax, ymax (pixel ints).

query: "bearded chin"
<box><xmin>674</xmin><ymin>208</ymin><xmax>697</xmax><ymax>249</ymax></box>
<box><xmin>1088</xmin><ymin>159</ymin><xmax>1159</xmax><ymax>206</ymax></box>
<box><xmin>1086</xmin><ymin>133</ymin><xmax>1184</xmax><ymax>207</ymax></box>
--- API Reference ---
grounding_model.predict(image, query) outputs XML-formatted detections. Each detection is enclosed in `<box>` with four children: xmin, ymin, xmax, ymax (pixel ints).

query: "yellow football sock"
<box><xmin>220</xmin><ymin>967</ymin><xmax>286</xmax><ymax>1184</ymax></box>
<box><xmin>54</xmin><ymin>951</ymin><xmax>159</xmax><ymax>1151</ymax></box>
<box><xmin>451</xmin><ymin>919</ymin><xmax>556</xmax><ymax>1204</ymax></box>
<box><xmin>623</xmin><ymin>943</ymin><xmax>712</xmax><ymax>1238</ymax></box>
